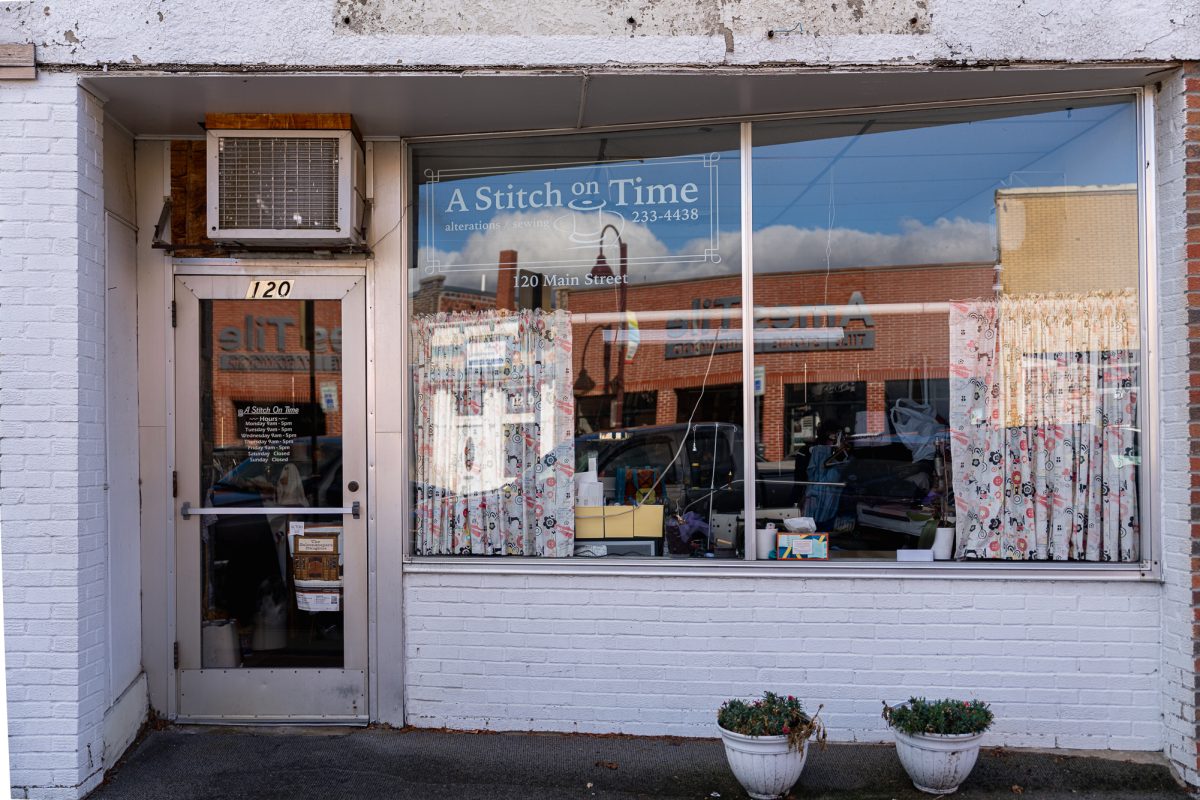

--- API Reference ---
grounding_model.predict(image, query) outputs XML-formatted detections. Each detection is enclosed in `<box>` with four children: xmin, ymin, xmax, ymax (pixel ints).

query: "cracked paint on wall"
<box><xmin>332</xmin><ymin>0</ymin><xmax>932</xmax><ymax>38</ymax></box>
<box><xmin>1</xmin><ymin>0</ymin><xmax>1196</xmax><ymax>66</ymax></box>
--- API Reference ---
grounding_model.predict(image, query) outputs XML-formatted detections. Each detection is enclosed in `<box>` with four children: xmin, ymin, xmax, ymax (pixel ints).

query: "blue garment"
<box><xmin>803</xmin><ymin>444</ymin><xmax>849</xmax><ymax>526</ymax></box>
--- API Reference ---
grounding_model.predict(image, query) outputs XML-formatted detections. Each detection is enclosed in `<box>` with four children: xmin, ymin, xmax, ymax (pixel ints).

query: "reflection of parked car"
<box><xmin>577</xmin><ymin>422</ymin><xmax>948</xmax><ymax>550</ymax></box>
<box><xmin>764</xmin><ymin>430</ymin><xmax>949</xmax><ymax>545</ymax></box>
<box><xmin>207</xmin><ymin>436</ymin><xmax>343</xmax><ymax>510</ymax></box>
<box><xmin>574</xmin><ymin>423</ymin><xmax>745</xmax><ymax>518</ymax></box>
<box><xmin>204</xmin><ymin>437</ymin><xmax>343</xmax><ymax>625</ymax></box>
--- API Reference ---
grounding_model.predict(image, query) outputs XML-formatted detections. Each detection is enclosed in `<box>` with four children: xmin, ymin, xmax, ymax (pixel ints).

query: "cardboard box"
<box><xmin>776</xmin><ymin>532</ymin><xmax>829</xmax><ymax>560</ymax></box>
<box><xmin>293</xmin><ymin>552</ymin><xmax>340</xmax><ymax>582</ymax></box>
<box><xmin>287</xmin><ymin>525</ymin><xmax>343</xmax><ymax>571</ymax></box>
<box><xmin>575</xmin><ymin>504</ymin><xmax>664</xmax><ymax>539</ymax></box>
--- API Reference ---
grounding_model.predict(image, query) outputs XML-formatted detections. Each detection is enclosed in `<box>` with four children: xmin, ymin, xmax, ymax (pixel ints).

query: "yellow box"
<box><xmin>575</xmin><ymin>505</ymin><xmax>664</xmax><ymax>539</ymax></box>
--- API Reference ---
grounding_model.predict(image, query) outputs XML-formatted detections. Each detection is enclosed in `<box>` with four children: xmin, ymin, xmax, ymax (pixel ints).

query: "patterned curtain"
<box><xmin>949</xmin><ymin>291</ymin><xmax>1139</xmax><ymax>561</ymax></box>
<box><xmin>411</xmin><ymin>309</ymin><xmax>575</xmax><ymax>557</ymax></box>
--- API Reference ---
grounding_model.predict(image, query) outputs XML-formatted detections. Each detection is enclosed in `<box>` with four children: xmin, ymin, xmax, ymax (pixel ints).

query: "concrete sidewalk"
<box><xmin>86</xmin><ymin>726</ymin><xmax>1191</xmax><ymax>800</ymax></box>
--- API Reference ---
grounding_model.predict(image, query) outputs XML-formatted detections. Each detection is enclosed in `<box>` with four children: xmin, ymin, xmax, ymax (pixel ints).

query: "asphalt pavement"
<box><xmin>86</xmin><ymin>726</ymin><xmax>1194</xmax><ymax>800</ymax></box>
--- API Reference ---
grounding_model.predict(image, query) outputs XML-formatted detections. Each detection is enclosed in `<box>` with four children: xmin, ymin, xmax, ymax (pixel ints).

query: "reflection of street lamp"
<box><xmin>573</xmin><ymin>324</ymin><xmax>603</xmax><ymax>394</ymax></box>
<box><xmin>593</xmin><ymin>224</ymin><xmax>627</xmax><ymax>427</ymax></box>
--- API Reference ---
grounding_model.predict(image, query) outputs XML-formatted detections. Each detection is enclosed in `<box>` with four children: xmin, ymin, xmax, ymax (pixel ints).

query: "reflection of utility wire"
<box><xmin>760</xmin><ymin>121</ymin><xmax>872</xmax><ymax>230</ymax></box>
<box><xmin>823</xmin><ymin>165</ymin><xmax>836</xmax><ymax>309</ymax></box>
<box><xmin>643</xmin><ymin>323</ymin><xmax>724</xmax><ymax>512</ymax></box>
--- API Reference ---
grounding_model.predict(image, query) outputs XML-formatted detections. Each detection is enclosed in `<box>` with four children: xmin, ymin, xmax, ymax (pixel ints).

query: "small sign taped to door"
<box><xmin>319</xmin><ymin>381</ymin><xmax>339</xmax><ymax>413</ymax></box>
<box><xmin>296</xmin><ymin>588</ymin><xmax>341</xmax><ymax>612</ymax></box>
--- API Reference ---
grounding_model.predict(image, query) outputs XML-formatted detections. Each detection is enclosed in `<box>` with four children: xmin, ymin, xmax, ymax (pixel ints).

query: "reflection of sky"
<box><xmin>753</xmin><ymin>103</ymin><xmax>1137</xmax><ymax>235</ymax></box>
<box><xmin>412</xmin><ymin>100</ymin><xmax>1138</xmax><ymax>287</ymax></box>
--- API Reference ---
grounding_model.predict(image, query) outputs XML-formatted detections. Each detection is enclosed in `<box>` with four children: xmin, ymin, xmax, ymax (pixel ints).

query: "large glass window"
<box><xmin>751</xmin><ymin>97</ymin><xmax>1141</xmax><ymax>562</ymax></box>
<box><xmin>408</xmin><ymin>93</ymin><xmax>1145</xmax><ymax>565</ymax></box>
<box><xmin>410</xmin><ymin>126</ymin><xmax>743</xmax><ymax>558</ymax></box>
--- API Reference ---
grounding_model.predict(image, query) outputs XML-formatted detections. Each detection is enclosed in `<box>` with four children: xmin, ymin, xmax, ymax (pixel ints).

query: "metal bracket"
<box><xmin>152</xmin><ymin>196</ymin><xmax>173</xmax><ymax>250</ymax></box>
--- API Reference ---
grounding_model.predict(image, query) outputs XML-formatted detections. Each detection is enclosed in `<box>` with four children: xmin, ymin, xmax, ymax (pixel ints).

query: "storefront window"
<box><xmin>409</xmin><ymin>126</ymin><xmax>743</xmax><ymax>557</ymax></box>
<box><xmin>751</xmin><ymin>96</ymin><xmax>1141</xmax><ymax>562</ymax></box>
<box><xmin>407</xmin><ymin>94</ymin><xmax>1145</xmax><ymax>565</ymax></box>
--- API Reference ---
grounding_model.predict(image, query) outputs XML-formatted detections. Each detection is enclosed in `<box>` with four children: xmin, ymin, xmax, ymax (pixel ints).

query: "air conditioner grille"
<box><xmin>217</xmin><ymin>136</ymin><xmax>340</xmax><ymax>230</ymax></box>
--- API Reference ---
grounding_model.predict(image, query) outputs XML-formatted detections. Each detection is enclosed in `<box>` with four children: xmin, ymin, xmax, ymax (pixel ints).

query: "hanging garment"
<box><xmin>803</xmin><ymin>444</ymin><xmax>850</xmax><ymax>526</ymax></box>
<box><xmin>948</xmin><ymin>292</ymin><xmax>1139</xmax><ymax>561</ymax></box>
<box><xmin>410</xmin><ymin>308</ymin><xmax>575</xmax><ymax>557</ymax></box>
<box><xmin>274</xmin><ymin>463</ymin><xmax>308</xmax><ymax>507</ymax></box>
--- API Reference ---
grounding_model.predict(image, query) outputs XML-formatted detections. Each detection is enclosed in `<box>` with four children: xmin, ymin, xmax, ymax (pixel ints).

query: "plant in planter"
<box><xmin>717</xmin><ymin>692</ymin><xmax>826</xmax><ymax>800</ymax></box>
<box><xmin>882</xmin><ymin>697</ymin><xmax>994</xmax><ymax>795</ymax></box>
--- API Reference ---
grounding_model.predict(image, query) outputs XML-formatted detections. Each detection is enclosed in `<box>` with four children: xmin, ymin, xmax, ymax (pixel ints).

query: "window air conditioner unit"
<box><xmin>206</xmin><ymin>129</ymin><xmax>366</xmax><ymax>247</ymax></box>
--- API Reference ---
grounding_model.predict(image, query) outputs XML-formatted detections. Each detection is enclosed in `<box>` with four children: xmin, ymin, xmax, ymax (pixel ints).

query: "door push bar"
<box><xmin>181</xmin><ymin>501</ymin><xmax>361</xmax><ymax>520</ymax></box>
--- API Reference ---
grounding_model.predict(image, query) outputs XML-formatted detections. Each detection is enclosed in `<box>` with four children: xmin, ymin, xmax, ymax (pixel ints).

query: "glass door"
<box><xmin>173</xmin><ymin>273</ymin><xmax>367</xmax><ymax>722</ymax></box>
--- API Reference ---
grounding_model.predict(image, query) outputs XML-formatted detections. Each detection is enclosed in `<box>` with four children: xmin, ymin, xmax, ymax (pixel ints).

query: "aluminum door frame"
<box><xmin>173</xmin><ymin>273</ymin><xmax>368</xmax><ymax>722</ymax></box>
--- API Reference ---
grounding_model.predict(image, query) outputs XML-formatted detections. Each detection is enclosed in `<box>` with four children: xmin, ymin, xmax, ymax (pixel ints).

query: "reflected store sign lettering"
<box><xmin>423</xmin><ymin>154</ymin><xmax>722</xmax><ymax>273</ymax></box>
<box><xmin>664</xmin><ymin>292</ymin><xmax>876</xmax><ymax>359</ymax></box>
<box><xmin>218</xmin><ymin>315</ymin><xmax>342</xmax><ymax>372</ymax></box>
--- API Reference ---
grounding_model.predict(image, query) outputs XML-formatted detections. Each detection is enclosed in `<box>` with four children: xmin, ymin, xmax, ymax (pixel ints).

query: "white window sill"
<box><xmin>401</xmin><ymin>556</ymin><xmax>1159</xmax><ymax>581</ymax></box>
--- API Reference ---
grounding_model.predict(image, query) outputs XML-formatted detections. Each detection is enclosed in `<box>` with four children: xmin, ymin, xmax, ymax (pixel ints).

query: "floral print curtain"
<box><xmin>949</xmin><ymin>291</ymin><xmax>1139</xmax><ymax>561</ymax></box>
<box><xmin>411</xmin><ymin>309</ymin><xmax>575</xmax><ymax>556</ymax></box>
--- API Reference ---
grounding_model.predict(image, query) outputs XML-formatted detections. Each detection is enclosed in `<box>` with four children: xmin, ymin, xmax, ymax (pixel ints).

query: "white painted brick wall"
<box><xmin>0</xmin><ymin>74</ymin><xmax>110</xmax><ymax>800</ymax></box>
<box><xmin>404</xmin><ymin>573</ymin><xmax>1163</xmax><ymax>750</ymax></box>
<box><xmin>1</xmin><ymin>0</ymin><xmax>1199</xmax><ymax>67</ymax></box>
<box><xmin>1153</xmin><ymin>68</ymin><xmax>1196</xmax><ymax>786</ymax></box>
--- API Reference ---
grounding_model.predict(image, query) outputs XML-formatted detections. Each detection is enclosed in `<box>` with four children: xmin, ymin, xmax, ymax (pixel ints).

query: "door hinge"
<box><xmin>170</xmin><ymin>300</ymin><xmax>177</xmax><ymax>328</ymax></box>
<box><xmin>172</xmin><ymin>471</ymin><xmax>178</xmax><ymax>498</ymax></box>
<box><xmin>173</xmin><ymin>641</ymin><xmax>179</xmax><ymax>670</ymax></box>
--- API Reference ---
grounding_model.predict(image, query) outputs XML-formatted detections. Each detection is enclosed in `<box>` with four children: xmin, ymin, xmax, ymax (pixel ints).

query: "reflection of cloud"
<box><xmin>420</xmin><ymin>209</ymin><xmax>672</xmax><ymax>291</ymax></box>
<box><xmin>749</xmin><ymin>218</ymin><xmax>997</xmax><ymax>272</ymax></box>
<box><xmin>419</xmin><ymin>210</ymin><xmax>996</xmax><ymax>292</ymax></box>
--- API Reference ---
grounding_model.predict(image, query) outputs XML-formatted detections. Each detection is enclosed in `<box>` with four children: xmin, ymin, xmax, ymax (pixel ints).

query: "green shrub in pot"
<box><xmin>882</xmin><ymin>697</ymin><xmax>994</xmax><ymax>736</ymax></box>
<box><xmin>718</xmin><ymin>692</ymin><xmax>826</xmax><ymax>751</ymax></box>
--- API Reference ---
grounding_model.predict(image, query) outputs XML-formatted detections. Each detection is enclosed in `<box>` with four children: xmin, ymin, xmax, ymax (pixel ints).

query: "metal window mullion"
<box><xmin>1137</xmin><ymin>85</ymin><xmax>1160</xmax><ymax>575</ymax></box>
<box><xmin>740</xmin><ymin>120</ymin><xmax>757</xmax><ymax>561</ymax></box>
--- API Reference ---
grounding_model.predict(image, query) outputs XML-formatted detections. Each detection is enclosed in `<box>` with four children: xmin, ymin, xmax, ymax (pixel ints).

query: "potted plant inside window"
<box><xmin>716</xmin><ymin>692</ymin><xmax>826</xmax><ymax>800</ymax></box>
<box><xmin>882</xmin><ymin>697</ymin><xmax>994</xmax><ymax>795</ymax></box>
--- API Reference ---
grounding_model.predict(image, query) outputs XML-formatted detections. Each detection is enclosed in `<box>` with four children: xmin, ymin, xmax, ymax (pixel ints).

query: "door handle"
<box><xmin>181</xmin><ymin>501</ymin><xmax>361</xmax><ymax>520</ymax></box>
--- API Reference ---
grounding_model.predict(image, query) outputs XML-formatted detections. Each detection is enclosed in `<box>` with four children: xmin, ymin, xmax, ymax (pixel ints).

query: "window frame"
<box><xmin>398</xmin><ymin>86</ymin><xmax>1160</xmax><ymax>579</ymax></box>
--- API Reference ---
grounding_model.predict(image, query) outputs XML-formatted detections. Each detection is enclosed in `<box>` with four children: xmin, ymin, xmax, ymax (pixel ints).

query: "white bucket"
<box><xmin>252</xmin><ymin>599</ymin><xmax>288</xmax><ymax>651</ymax></box>
<box><xmin>201</xmin><ymin>619</ymin><xmax>241</xmax><ymax>668</ymax></box>
<box><xmin>933</xmin><ymin>527</ymin><xmax>955</xmax><ymax>560</ymax></box>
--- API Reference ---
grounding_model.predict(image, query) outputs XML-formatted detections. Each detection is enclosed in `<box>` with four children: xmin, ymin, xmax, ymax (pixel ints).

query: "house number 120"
<box><xmin>245</xmin><ymin>279</ymin><xmax>294</xmax><ymax>299</ymax></box>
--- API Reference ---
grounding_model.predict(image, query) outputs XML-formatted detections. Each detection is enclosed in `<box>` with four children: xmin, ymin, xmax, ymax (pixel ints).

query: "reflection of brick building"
<box><xmin>413</xmin><ymin>261</ymin><xmax>995</xmax><ymax>462</ymax></box>
<box><xmin>997</xmin><ymin>184</ymin><xmax>1138</xmax><ymax>294</ymax></box>
<box><xmin>564</xmin><ymin>263</ymin><xmax>995</xmax><ymax>460</ymax></box>
<box><xmin>410</xmin><ymin>274</ymin><xmax>494</xmax><ymax>314</ymax></box>
<box><xmin>208</xmin><ymin>299</ymin><xmax>344</xmax><ymax>449</ymax></box>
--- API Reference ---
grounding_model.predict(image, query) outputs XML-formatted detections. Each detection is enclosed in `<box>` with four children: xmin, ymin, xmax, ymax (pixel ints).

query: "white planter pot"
<box><xmin>717</xmin><ymin>726</ymin><xmax>808</xmax><ymax>800</ymax></box>
<box><xmin>892</xmin><ymin>728</ymin><xmax>984</xmax><ymax>795</ymax></box>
